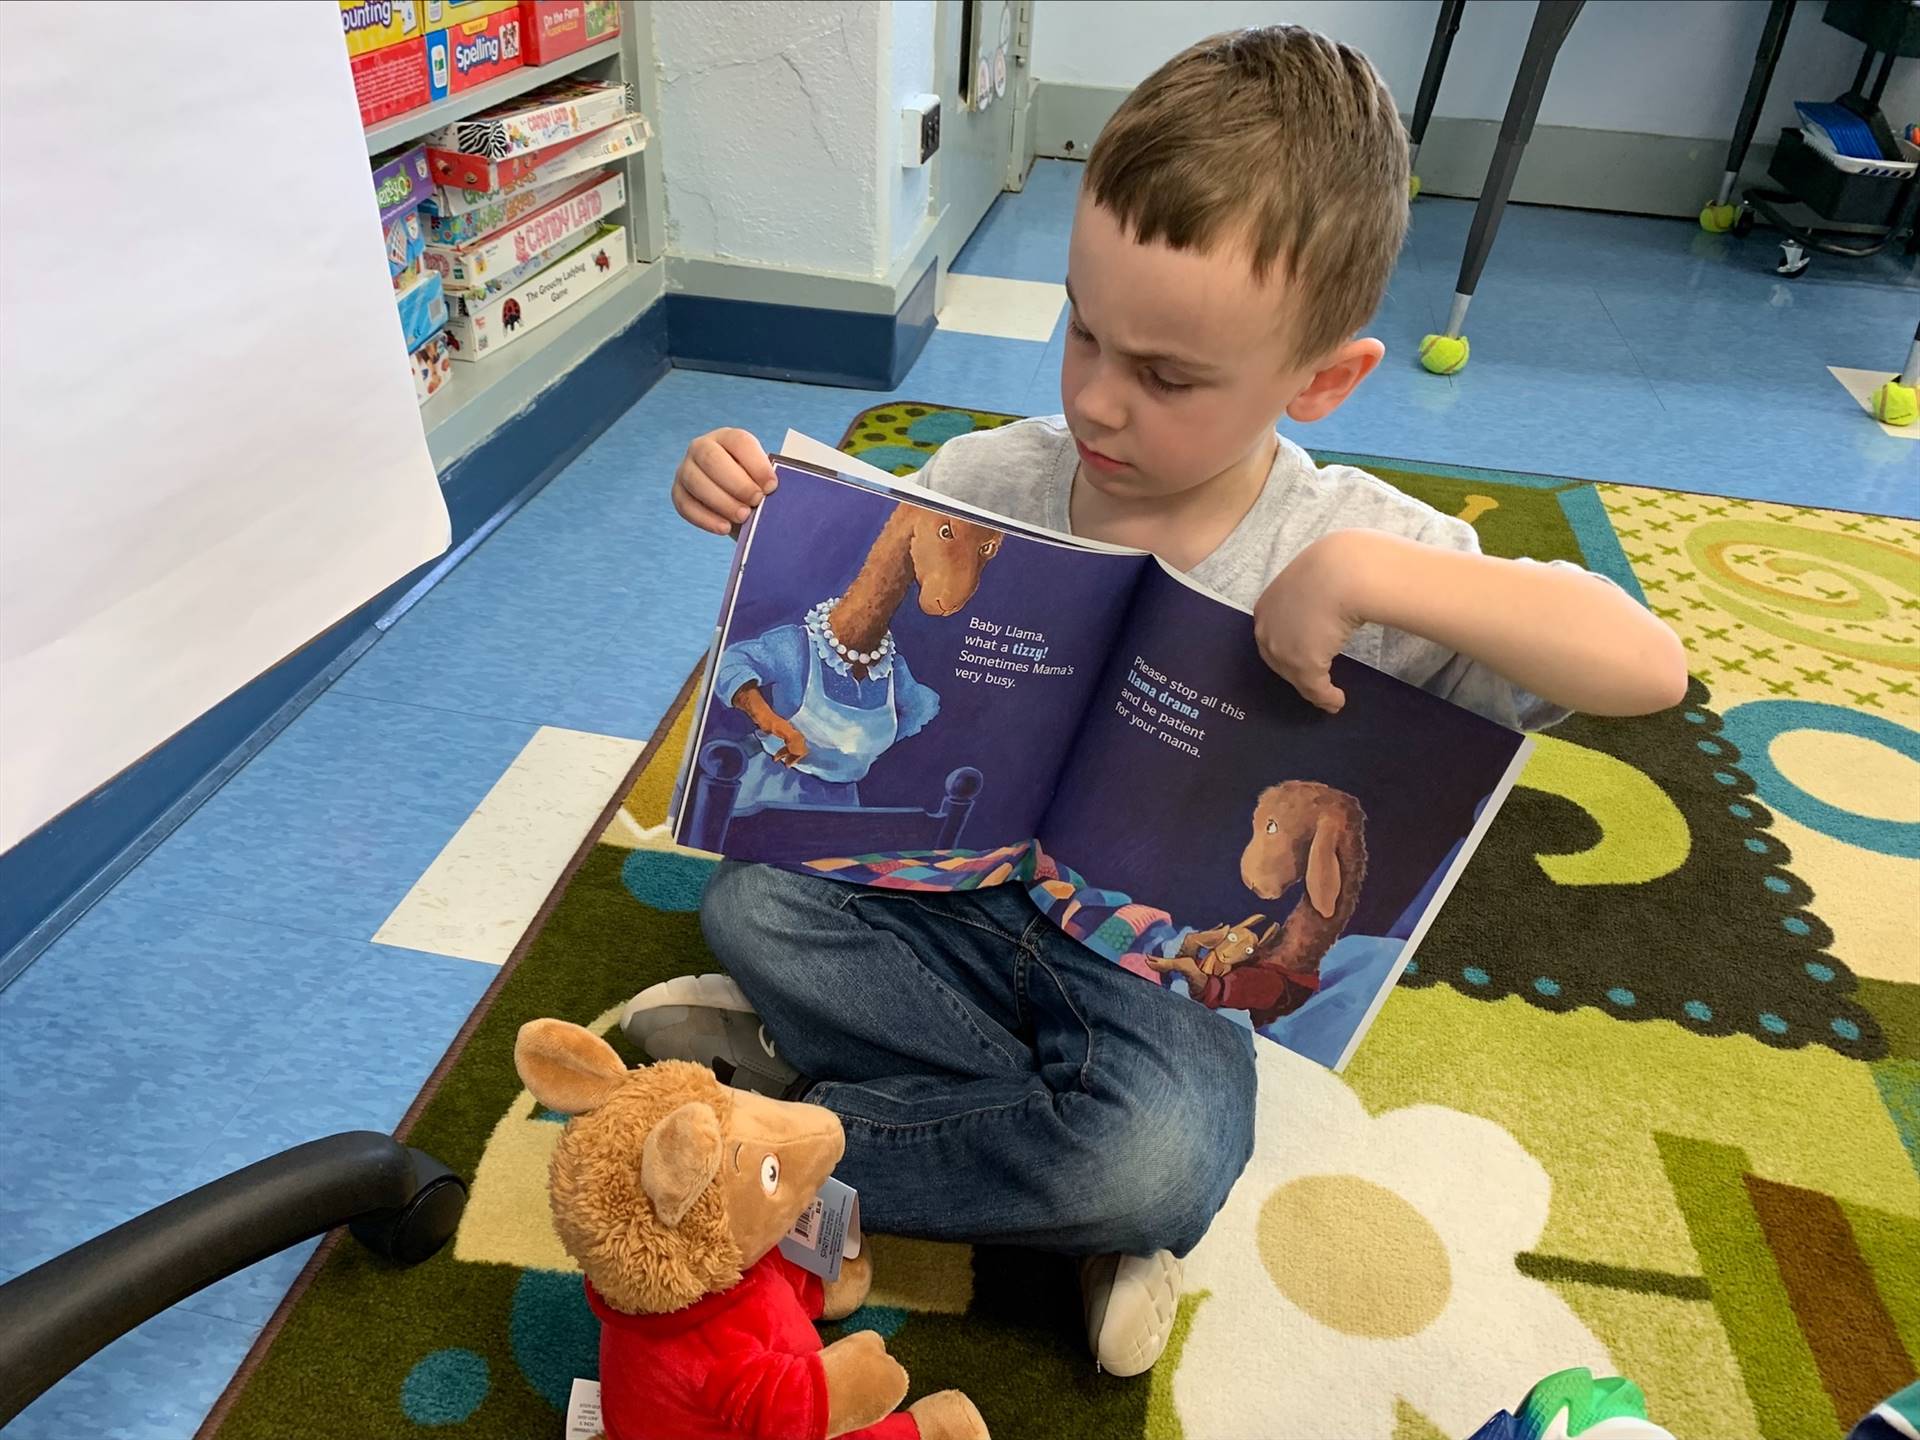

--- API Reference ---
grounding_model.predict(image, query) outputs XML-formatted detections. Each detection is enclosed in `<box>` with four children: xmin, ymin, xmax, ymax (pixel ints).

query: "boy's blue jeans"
<box><xmin>701</xmin><ymin>861</ymin><xmax>1257</xmax><ymax>1258</ymax></box>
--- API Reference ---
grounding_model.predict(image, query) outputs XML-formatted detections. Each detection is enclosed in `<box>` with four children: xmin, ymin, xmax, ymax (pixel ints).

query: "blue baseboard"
<box><xmin>665</xmin><ymin>259</ymin><xmax>937</xmax><ymax>389</ymax></box>
<box><xmin>0</xmin><ymin>299</ymin><xmax>670</xmax><ymax>987</ymax></box>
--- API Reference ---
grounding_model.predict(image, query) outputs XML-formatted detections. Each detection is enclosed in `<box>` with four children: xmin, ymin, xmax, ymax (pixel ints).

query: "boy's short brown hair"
<box><xmin>1085</xmin><ymin>26</ymin><xmax>1409</xmax><ymax>365</ymax></box>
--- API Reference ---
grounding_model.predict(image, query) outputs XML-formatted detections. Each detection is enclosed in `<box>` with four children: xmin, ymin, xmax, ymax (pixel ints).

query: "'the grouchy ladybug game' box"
<box><xmin>518</xmin><ymin>0</ymin><xmax>622</xmax><ymax>65</ymax></box>
<box><xmin>447</xmin><ymin>223</ymin><xmax>627</xmax><ymax>358</ymax></box>
<box><xmin>426</xmin><ymin>8</ymin><xmax>524</xmax><ymax>100</ymax></box>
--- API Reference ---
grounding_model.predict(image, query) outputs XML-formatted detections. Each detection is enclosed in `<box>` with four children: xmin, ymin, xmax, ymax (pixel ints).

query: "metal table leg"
<box><xmin>1408</xmin><ymin>0</ymin><xmax>1467</xmax><ymax>198</ymax></box>
<box><xmin>1867</xmin><ymin>319</ymin><xmax>1920</xmax><ymax>426</ymax></box>
<box><xmin>1421</xmin><ymin>0</ymin><xmax>1585</xmax><ymax>374</ymax></box>
<box><xmin>1703</xmin><ymin>0</ymin><xmax>1796</xmax><ymax>230</ymax></box>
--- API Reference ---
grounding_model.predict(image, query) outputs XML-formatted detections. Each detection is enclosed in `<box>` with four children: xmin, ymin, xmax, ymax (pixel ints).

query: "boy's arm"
<box><xmin>1256</xmin><ymin>529</ymin><xmax>1689</xmax><ymax>719</ymax></box>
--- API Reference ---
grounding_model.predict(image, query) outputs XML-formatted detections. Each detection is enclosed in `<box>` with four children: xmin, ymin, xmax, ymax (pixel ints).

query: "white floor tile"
<box><xmin>373</xmin><ymin>725</ymin><xmax>643</xmax><ymax>964</ymax></box>
<box><xmin>1828</xmin><ymin>366</ymin><xmax>1920</xmax><ymax>441</ymax></box>
<box><xmin>937</xmin><ymin>273</ymin><xmax>1067</xmax><ymax>343</ymax></box>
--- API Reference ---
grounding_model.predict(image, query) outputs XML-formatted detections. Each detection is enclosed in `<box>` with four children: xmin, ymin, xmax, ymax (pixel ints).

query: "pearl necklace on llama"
<box><xmin>805</xmin><ymin>597</ymin><xmax>896</xmax><ymax>678</ymax></box>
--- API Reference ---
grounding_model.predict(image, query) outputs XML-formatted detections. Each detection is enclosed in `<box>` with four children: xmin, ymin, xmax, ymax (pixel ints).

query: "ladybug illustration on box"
<box><xmin>594</xmin><ymin>248</ymin><xmax>610</xmax><ymax>272</ymax></box>
<box><xmin>503</xmin><ymin>297</ymin><xmax>523</xmax><ymax>332</ymax></box>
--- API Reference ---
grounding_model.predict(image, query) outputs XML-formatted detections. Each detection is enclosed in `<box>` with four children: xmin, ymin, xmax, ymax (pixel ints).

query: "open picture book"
<box><xmin>671</xmin><ymin>432</ymin><xmax>1533</xmax><ymax>1071</ymax></box>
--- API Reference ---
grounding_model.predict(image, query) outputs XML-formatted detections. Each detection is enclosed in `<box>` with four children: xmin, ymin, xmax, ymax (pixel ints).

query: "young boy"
<box><xmin>628</xmin><ymin>26</ymin><xmax>1688</xmax><ymax>1377</ymax></box>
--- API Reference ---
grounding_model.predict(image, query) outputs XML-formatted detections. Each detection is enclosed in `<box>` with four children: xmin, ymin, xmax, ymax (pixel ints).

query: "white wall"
<box><xmin>654</xmin><ymin>1</ymin><xmax>882</xmax><ymax>275</ymax></box>
<box><xmin>1032</xmin><ymin>0</ymin><xmax>1916</xmax><ymax>142</ymax></box>
<box><xmin>654</xmin><ymin>0</ymin><xmax>940</xmax><ymax>281</ymax></box>
<box><xmin>885</xmin><ymin>1</ymin><xmax>938</xmax><ymax>266</ymax></box>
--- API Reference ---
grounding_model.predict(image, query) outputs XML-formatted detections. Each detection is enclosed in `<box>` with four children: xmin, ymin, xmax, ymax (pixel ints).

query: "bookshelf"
<box><xmin>379</xmin><ymin>3</ymin><xmax>666</xmax><ymax>467</ymax></box>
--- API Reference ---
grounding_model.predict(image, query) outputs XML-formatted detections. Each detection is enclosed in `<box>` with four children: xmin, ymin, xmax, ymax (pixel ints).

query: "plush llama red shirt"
<box><xmin>585</xmin><ymin>1250</ymin><xmax>919</xmax><ymax>1440</ymax></box>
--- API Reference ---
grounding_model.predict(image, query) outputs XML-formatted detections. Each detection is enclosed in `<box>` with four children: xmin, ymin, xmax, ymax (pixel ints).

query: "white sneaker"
<box><xmin>1080</xmin><ymin>1249</ymin><xmax>1182</xmax><ymax>1376</ymax></box>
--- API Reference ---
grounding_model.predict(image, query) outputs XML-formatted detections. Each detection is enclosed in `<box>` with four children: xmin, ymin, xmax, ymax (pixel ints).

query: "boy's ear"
<box><xmin>1284</xmin><ymin>337</ymin><xmax>1384</xmax><ymax>424</ymax></box>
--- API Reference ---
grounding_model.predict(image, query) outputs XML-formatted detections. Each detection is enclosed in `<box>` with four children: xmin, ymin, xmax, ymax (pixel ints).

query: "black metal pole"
<box><xmin>1715</xmin><ymin>0</ymin><xmax>1796</xmax><ymax>207</ymax></box>
<box><xmin>1442</xmin><ymin>0</ymin><xmax>1584</xmax><ymax>337</ymax></box>
<box><xmin>1409</xmin><ymin>0</ymin><xmax>1468</xmax><ymax>171</ymax></box>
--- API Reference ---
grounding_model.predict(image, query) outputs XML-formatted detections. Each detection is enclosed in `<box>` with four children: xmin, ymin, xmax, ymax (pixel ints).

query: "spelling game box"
<box><xmin>426</xmin><ymin>7</ymin><xmax>524</xmax><ymax>100</ymax></box>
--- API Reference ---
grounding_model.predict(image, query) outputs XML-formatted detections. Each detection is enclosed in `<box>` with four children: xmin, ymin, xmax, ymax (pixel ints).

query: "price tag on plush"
<box><xmin>776</xmin><ymin>1176</ymin><xmax>862</xmax><ymax>1281</ymax></box>
<box><xmin>563</xmin><ymin>1377</ymin><xmax>602</xmax><ymax>1440</ymax></box>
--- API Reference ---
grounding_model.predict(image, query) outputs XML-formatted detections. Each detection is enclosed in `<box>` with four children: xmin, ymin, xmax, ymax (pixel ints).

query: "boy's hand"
<box><xmin>1254</xmin><ymin>531</ymin><xmax>1375</xmax><ymax>714</ymax></box>
<box><xmin>673</xmin><ymin>428</ymin><xmax>778</xmax><ymax>535</ymax></box>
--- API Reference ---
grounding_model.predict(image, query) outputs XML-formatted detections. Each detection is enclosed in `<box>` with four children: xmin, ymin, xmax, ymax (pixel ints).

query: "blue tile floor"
<box><xmin>1</xmin><ymin>159</ymin><xmax>1914</xmax><ymax>1436</ymax></box>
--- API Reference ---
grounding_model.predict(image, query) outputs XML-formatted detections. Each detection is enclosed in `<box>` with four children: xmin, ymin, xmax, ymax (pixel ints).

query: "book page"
<box><xmin>673</xmin><ymin>462</ymin><xmax>1148</xmax><ymax>860</ymax></box>
<box><xmin>1036</xmin><ymin>562</ymin><xmax>1530</xmax><ymax>1070</ymax></box>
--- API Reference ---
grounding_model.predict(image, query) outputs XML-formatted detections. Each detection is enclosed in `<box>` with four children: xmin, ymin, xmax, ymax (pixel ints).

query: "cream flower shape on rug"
<box><xmin>1172</xmin><ymin>1043</ymin><xmax>1613</xmax><ymax>1439</ymax></box>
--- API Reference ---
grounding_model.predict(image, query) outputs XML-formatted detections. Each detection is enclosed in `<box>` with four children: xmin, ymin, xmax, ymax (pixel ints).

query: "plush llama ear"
<box><xmin>1304</xmin><ymin>812</ymin><xmax>1345</xmax><ymax>918</ymax></box>
<box><xmin>514</xmin><ymin>1019</ymin><xmax>627</xmax><ymax>1116</ymax></box>
<box><xmin>641</xmin><ymin>1101</ymin><xmax>723</xmax><ymax>1228</ymax></box>
<box><xmin>1259</xmin><ymin>922</ymin><xmax>1283</xmax><ymax>948</ymax></box>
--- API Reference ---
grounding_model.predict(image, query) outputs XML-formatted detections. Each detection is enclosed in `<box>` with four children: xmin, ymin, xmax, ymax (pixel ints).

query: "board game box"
<box><xmin>351</xmin><ymin>38</ymin><xmax>430</xmax><ymax>126</ymax></box>
<box><xmin>426</xmin><ymin>7</ymin><xmax>524</xmax><ymax>100</ymax></box>
<box><xmin>423</xmin><ymin>169</ymin><xmax>576</xmax><ymax>247</ymax></box>
<box><xmin>421</xmin><ymin>168</ymin><xmax>622</xmax><ymax>285</ymax></box>
<box><xmin>518</xmin><ymin>0</ymin><xmax>622</xmax><ymax>65</ymax></box>
<box><xmin>395</xmin><ymin>268</ymin><xmax>449</xmax><ymax>352</ymax></box>
<box><xmin>412</xmin><ymin>328</ymin><xmax>456</xmax><ymax>405</ymax></box>
<box><xmin>341</xmin><ymin>0</ymin><xmax>517</xmax><ymax>56</ymax></box>
<box><xmin>446</xmin><ymin>223</ymin><xmax>626</xmax><ymax>358</ymax></box>
<box><xmin>427</xmin><ymin>77</ymin><xmax>627</xmax><ymax>162</ymax></box>
<box><xmin>425</xmin><ymin>115</ymin><xmax>645</xmax><ymax>215</ymax></box>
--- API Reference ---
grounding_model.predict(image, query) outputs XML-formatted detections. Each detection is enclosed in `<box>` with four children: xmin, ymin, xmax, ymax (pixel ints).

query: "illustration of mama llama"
<box><xmin>713</xmin><ymin>497</ymin><xmax>1003</xmax><ymax>819</ymax></box>
<box><xmin>1152</xmin><ymin>781</ymin><xmax>1368</xmax><ymax>1027</ymax></box>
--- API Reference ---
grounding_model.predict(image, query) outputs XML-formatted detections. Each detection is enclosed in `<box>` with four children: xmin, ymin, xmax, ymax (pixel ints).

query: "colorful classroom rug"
<box><xmin>200</xmin><ymin>406</ymin><xmax>1920</xmax><ymax>1440</ymax></box>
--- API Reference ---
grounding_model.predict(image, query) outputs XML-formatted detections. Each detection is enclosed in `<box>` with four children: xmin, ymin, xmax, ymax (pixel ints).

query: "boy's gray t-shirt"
<box><xmin>910</xmin><ymin>414</ymin><xmax>1571</xmax><ymax>731</ymax></box>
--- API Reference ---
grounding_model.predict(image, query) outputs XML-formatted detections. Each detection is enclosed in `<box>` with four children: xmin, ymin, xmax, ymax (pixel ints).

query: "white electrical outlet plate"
<box><xmin>901</xmin><ymin>93</ymin><xmax>940</xmax><ymax>167</ymax></box>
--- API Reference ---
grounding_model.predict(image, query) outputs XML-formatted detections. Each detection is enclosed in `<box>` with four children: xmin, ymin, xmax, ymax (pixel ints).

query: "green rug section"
<box><xmin>203</xmin><ymin>405</ymin><xmax>1920</xmax><ymax>1440</ymax></box>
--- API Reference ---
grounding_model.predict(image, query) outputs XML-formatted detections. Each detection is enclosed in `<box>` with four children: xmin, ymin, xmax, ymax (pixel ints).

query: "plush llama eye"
<box><xmin>980</xmin><ymin>541</ymin><xmax>997</xmax><ymax>557</ymax></box>
<box><xmin>760</xmin><ymin>1155</ymin><xmax>780</xmax><ymax>1195</ymax></box>
<box><xmin>939</xmin><ymin>522</ymin><xmax>955</xmax><ymax>540</ymax></box>
<box><xmin>1265</xmin><ymin>819</ymin><xmax>1279</xmax><ymax>834</ymax></box>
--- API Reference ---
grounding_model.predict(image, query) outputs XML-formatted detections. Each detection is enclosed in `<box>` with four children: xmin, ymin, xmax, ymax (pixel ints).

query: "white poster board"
<box><xmin>0</xmin><ymin>3</ymin><xmax>451</xmax><ymax>851</ymax></box>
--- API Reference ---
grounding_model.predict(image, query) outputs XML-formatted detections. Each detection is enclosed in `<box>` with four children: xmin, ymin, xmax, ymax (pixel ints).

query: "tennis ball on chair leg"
<box><xmin>1419</xmin><ymin>334</ymin><xmax>1469</xmax><ymax>375</ymax></box>
<box><xmin>1409</xmin><ymin>174</ymin><xmax>1422</xmax><ymax>199</ymax></box>
<box><xmin>1870</xmin><ymin>379</ymin><xmax>1917</xmax><ymax>426</ymax></box>
<box><xmin>1699</xmin><ymin>202</ymin><xmax>1738</xmax><ymax>233</ymax></box>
